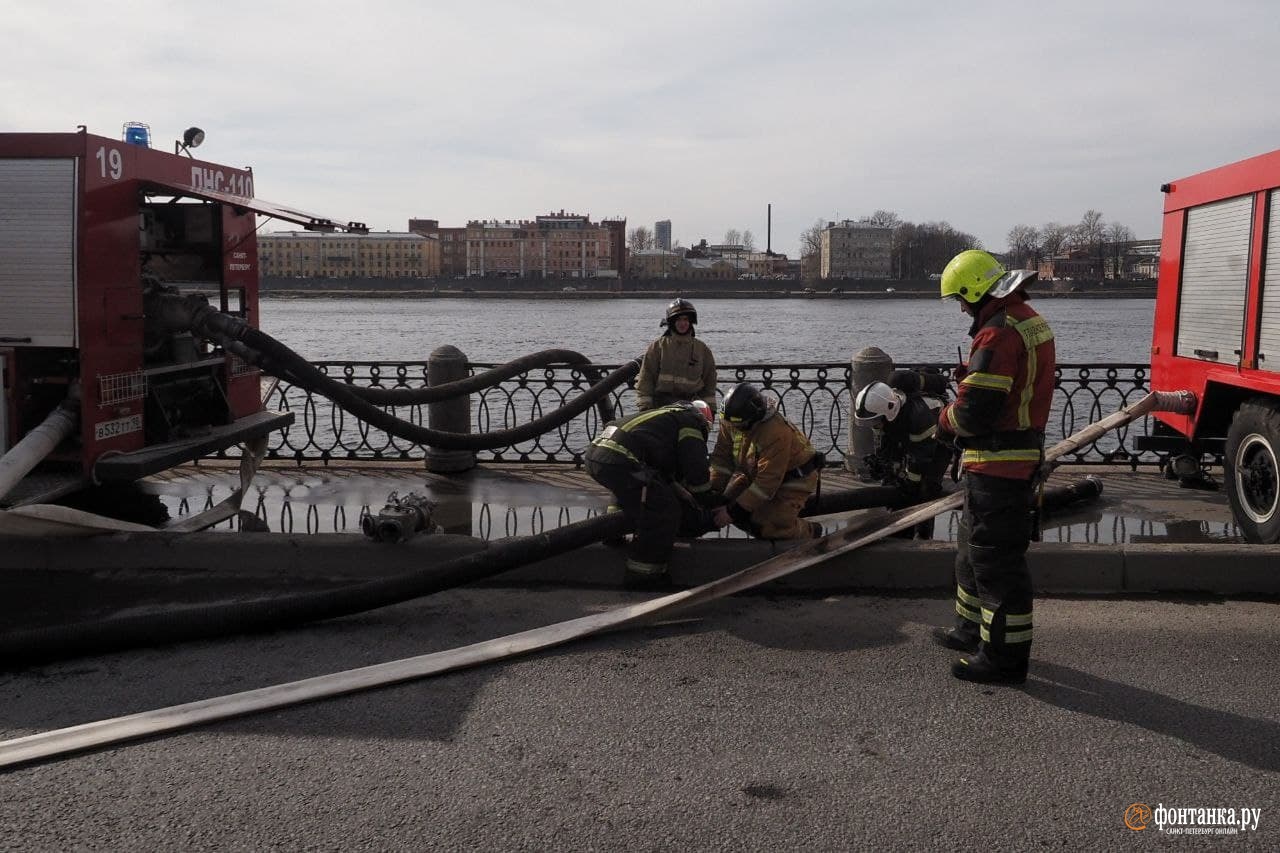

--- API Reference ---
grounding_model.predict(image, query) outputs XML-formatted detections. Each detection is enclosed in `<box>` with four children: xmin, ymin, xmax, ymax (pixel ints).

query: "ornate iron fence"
<box><xmin>249</xmin><ymin>361</ymin><xmax>1160</xmax><ymax>466</ymax></box>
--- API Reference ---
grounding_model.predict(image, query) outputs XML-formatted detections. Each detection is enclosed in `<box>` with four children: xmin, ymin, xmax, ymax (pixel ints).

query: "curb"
<box><xmin>3</xmin><ymin>533</ymin><xmax>1279</xmax><ymax>596</ymax></box>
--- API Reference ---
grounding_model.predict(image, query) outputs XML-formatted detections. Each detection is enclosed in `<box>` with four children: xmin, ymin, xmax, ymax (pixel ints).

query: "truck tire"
<box><xmin>1225</xmin><ymin>399</ymin><xmax>1280</xmax><ymax>543</ymax></box>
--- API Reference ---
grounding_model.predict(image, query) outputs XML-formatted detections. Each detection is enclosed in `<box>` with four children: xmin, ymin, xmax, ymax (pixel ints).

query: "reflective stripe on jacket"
<box><xmin>938</xmin><ymin>293</ymin><xmax>1056</xmax><ymax>479</ymax></box>
<box><xmin>635</xmin><ymin>333</ymin><xmax>717</xmax><ymax>411</ymax></box>
<box><xmin>709</xmin><ymin>405</ymin><xmax>817</xmax><ymax>512</ymax></box>
<box><xmin>584</xmin><ymin>404</ymin><xmax>712</xmax><ymax>493</ymax></box>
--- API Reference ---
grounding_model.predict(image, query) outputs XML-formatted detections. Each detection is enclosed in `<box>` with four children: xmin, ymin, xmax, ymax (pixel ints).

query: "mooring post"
<box><xmin>848</xmin><ymin>346</ymin><xmax>894</xmax><ymax>479</ymax></box>
<box><xmin>425</xmin><ymin>344</ymin><xmax>476</xmax><ymax>474</ymax></box>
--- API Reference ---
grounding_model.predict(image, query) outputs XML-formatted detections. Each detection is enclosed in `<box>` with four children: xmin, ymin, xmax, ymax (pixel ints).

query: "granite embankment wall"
<box><xmin>261</xmin><ymin>276</ymin><xmax>1156</xmax><ymax>299</ymax></box>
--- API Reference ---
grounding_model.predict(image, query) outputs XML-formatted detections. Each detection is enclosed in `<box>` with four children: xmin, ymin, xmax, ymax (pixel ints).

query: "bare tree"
<box><xmin>1074</xmin><ymin>210</ymin><xmax>1107</xmax><ymax>280</ymax></box>
<box><xmin>861</xmin><ymin>209</ymin><xmax>902</xmax><ymax>229</ymax></box>
<box><xmin>1006</xmin><ymin>224</ymin><xmax>1042</xmax><ymax>269</ymax></box>
<box><xmin>741</xmin><ymin>229</ymin><xmax>756</xmax><ymax>252</ymax></box>
<box><xmin>892</xmin><ymin>220</ymin><xmax>980</xmax><ymax>279</ymax></box>
<box><xmin>628</xmin><ymin>226</ymin><xmax>653</xmax><ymax>252</ymax></box>
<box><xmin>800</xmin><ymin>219</ymin><xmax>825</xmax><ymax>281</ymax></box>
<box><xmin>723</xmin><ymin>229</ymin><xmax>742</xmax><ymax>247</ymax></box>
<box><xmin>1104</xmin><ymin>221</ymin><xmax>1136</xmax><ymax>279</ymax></box>
<box><xmin>1039</xmin><ymin>222</ymin><xmax>1072</xmax><ymax>258</ymax></box>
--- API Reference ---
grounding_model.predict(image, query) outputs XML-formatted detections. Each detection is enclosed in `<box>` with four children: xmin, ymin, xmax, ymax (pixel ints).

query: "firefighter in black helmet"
<box><xmin>585</xmin><ymin>400</ymin><xmax>723</xmax><ymax>587</ymax></box>
<box><xmin>635</xmin><ymin>298</ymin><xmax>717</xmax><ymax>412</ymax></box>
<box><xmin>709</xmin><ymin>383</ymin><xmax>822</xmax><ymax>540</ymax></box>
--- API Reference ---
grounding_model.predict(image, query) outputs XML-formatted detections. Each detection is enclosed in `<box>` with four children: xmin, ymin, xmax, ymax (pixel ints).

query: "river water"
<box><xmin>258</xmin><ymin>296</ymin><xmax>1156</xmax><ymax>365</ymax></box>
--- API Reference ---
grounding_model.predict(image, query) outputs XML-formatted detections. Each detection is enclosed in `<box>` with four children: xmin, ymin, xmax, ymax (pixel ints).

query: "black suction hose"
<box><xmin>0</xmin><ymin>513</ymin><xmax>630</xmax><ymax>669</ymax></box>
<box><xmin>0</xmin><ymin>479</ymin><xmax>1105</xmax><ymax>667</ymax></box>
<box><xmin>243</xmin><ymin>326</ymin><xmax>637</xmax><ymax>451</ymax></box>
<box><xmin>270</xmin><ymin>348</ymin><xmax>618</xmax><ymax>423</ymax></box>
<box><xmin>155</xmin><ymin>294</ymin><xmax>631</xmax><ymax>449</ymax></box>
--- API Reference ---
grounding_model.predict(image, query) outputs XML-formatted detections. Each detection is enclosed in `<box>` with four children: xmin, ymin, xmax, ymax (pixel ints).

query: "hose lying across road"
<box><xmin>0</xmin><ymin>480</ymin><xmax>1103</xmax><ymax>669</ymax></box>
<box><xmin>0</xmin><ymin>395</ymin><xmax>1190</xmax><ymax>768</ymax></box>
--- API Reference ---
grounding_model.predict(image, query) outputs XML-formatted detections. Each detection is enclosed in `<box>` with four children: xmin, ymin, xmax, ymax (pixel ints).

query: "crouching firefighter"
<box><xmin>709</xmin><ymin>383</ymin><xmax>823</xmax><ymax>540</ymax></box>
<box><xmin>852</xmin><ymin>368</ymin><xmax>953</xmax><ymax>539</ymax></box>
<box><xmin>935</xmin><ymin>249</ymin><xmax>1056</xmax><ymax>686</ymax></box>
<box><xmin>585</xmin><ymin>400</ymin><xmax>721</xmax><ymax>587</ymax></box>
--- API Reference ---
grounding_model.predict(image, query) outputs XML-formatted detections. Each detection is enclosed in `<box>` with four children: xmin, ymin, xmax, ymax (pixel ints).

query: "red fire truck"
<box><xmin>0</xmin><ymin>125</ymin><xmax>364</xmax><ymax>507</ymax></box>
<box><xmin>1142</xmin><ymin>148</ymin><xmax>1280</xmax><ymax>542</ymax></box>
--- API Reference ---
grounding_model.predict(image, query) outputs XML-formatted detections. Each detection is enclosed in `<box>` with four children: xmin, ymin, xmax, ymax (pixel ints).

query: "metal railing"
<box><xmin>246</xmin><ymin>361</ymin><xmax>1159</xmax><ymax>466</ymax></box>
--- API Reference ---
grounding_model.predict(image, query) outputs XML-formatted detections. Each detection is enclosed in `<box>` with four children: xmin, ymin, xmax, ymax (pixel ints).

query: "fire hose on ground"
<box><xmin>0</xmin><ymin>477</ymin><xmax>1107</xmax><ymax>668</ymax></box>
<box><xmin>0</xmin><ymin>390</ymin><xmax>1197</xmax><ymax>769</ymax></box>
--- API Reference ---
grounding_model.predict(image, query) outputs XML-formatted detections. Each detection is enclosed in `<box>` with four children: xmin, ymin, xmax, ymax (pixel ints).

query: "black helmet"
<box><xmin>660</xmin><ymin>298</ymin><xmax>697</xmax><ymax>327</ymax></box>
<box><xmin>722</xmin><ymin>383</ymin><xmax>768</xmax><ymax>429</ymax></box>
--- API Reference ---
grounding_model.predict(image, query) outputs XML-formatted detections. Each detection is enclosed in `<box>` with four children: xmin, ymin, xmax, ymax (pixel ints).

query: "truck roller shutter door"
<box><xmin>0</xmin><ymin>158</ymin><xmax>77</xmax><ymax>348</ymax></box>
<box><xmin>1257</xmin><ymin>189</ymin><xmax>1280</xmax><ymax>368</ymax></box>
<box><xmin>1175</xmin><ymin>194</ymin><xmax>1253</xmax><ymax>364</ymax></box>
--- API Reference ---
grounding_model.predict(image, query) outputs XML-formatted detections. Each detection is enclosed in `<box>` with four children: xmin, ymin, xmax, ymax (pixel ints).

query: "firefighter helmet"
<box><xmin>853</xmin><ymin>381</ymin><xmax>904</xmax><ymax>423</ymax></box>
<box><xmin>940</xmin><ymin>249</ymin><xmax>1037</xmax><ymax>304</ymax></box>
<box><xmin>722</xmin><ymin>383</ymin><xmax>768</xmax><ymax>429</ymax></box>
<box><xmin>660</xmin><ymin>298</ymin><xmax>698</xmax><ymax>327</ymax></box>
<box><xmin>690</xmin><ymin>399</ymin><xmax>714</xmax><ymax>426</ymax></box>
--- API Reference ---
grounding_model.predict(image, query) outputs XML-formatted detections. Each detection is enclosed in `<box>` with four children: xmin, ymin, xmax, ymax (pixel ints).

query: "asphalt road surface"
<box><xmin>1</xmin><ymin>589</ymin><xmax>1277</xmax><ymax>850</ymax></box>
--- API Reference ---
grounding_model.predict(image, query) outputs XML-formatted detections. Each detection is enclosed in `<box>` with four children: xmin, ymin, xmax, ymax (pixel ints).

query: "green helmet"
<box><xmin>940</xmin><ymin>249</ymin><xmax>1036</xmax><ymax>304</ymax></box>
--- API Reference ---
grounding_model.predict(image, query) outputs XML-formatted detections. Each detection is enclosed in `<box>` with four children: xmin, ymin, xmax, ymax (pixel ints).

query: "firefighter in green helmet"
<box><xmin>935</xmin><ymin>249</ymin><xmax>1056</xmax><ymax>686</ymax></box>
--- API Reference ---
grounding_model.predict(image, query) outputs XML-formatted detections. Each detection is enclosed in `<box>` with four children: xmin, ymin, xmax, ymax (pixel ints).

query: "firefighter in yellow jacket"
<box><xmin>708</xmin><ymin>383</ymin><xmax>822</xmax><ymax>540</ymax></box>
<box><xmin>635</xmin><ymin>298</ymin><xmax>717</xmax><ymax>411</ymax></box>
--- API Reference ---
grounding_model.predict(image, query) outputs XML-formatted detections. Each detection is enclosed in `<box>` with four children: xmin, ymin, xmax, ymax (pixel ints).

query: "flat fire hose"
<box><xmin>0</xmin><ymin>391</ymin><xmax>1194</xmax><ymax>769</ymax></box>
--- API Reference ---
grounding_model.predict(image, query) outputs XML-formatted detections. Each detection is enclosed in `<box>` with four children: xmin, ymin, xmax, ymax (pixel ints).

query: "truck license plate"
<box><xmin>94</xmin><ymin>414</ymin><xmax>143</xmax><ymax>441</ymax></box>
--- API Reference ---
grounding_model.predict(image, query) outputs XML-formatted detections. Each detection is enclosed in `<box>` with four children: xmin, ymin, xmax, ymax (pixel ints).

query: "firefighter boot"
<box><xmin>623</xmin><ymin>557</ymin><xmax>672</xmax><ymax>590</ymax></box>
<box><xmin>601</xmin><ymin>504</ymin><xmax>626</xmax><ymax>548</ymax></box>
<box><xmin>951</xmin><ymin>648</ymin><xmax>1028</xmax><ymax>686</ymax></box>
<box><xmin>931</xmin><ymin>626</ymin><xmax>979</xmax><ymax>654</ymax></box>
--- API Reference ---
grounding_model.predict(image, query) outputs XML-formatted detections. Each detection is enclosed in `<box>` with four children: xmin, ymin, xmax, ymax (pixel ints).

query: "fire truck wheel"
<box><xmin>1225</xmin><ymin>399</ymin><xmax>1280</xmax><ymax>544</ymax></box>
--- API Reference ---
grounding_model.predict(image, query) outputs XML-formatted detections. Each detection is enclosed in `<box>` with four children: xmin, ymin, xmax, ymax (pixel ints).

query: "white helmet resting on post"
<box><xmin>854</xmin><ymin>381</ymin><xmax>905</xmax><ymax>423</ymax></box>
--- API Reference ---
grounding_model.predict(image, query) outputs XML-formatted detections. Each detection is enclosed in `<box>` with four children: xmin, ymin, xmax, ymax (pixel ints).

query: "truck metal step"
<box><xmin>93</xmin><ymin>410</ymin><xmax>294</xmax><ymax>482</ymax></box>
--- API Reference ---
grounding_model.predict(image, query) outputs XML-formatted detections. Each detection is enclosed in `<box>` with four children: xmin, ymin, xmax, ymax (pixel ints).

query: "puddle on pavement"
<box><xmin>140</xmin><ymin>476</ymin><xmax>1244</xmax><ymax>545</ymax></box>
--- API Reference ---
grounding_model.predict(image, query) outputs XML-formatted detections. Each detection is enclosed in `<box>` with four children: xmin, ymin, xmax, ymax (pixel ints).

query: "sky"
<box><xmin>5</xmin><ymin>0</ymin><xmax>1279</xmax><ymax>257</ymax></box>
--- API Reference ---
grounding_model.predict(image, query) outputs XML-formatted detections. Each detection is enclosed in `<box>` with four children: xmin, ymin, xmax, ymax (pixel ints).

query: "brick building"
<box><xmin>258</xmin><ymin>231</ymin><xmax>439</xmax><ymax>278</ymax></box>
<box><xmin>464</xmin><ymin>211</ymin><xmax>619</xmax><ymax>278</ymax></box>
<box><xmin>408</xmin><ymin>219</ymin><xmax>468</xmax><ymax>276</ymax></box>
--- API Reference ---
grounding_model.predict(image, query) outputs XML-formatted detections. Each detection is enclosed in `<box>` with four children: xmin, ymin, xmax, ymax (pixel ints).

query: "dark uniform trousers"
<box><xmin>952</xmin><ymin>471</ymin><xmax>1035</xmax><ymax>668</ymax></box>
<box><xmin>586</xmin><ymin>458</ymin><xmax>709</xmax><ymax>566</ymax></box>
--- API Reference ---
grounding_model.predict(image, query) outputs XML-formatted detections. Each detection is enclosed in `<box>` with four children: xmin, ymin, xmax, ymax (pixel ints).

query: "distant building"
<box><xmin>1038</xmin><ymin>249</ymin><xmax>1101</xmax><ymax>281</ymax></box>
<box><xmin>602</xmin><ymin>218</ymin><xmax>627</xmax><ymax>278</ymax></box>
<box><xmin>629</xmin><ymin>248</ymin><xmax>683</xmax><ymax>278</ymax></box>
<box><xmin>259</xmin><ymin>231</ymin><xmax>439</xmax><ymax>278</ymax></box>
<box><xmin>408</xmin><ymin>219</ymin><xmax>467</xmax><ymax>276</ymax></box>
<box><xmin>654</xmin><ymin>220</ymin><xmax>672</xmax><ymax>251</ymax></box>
<box><xmin>820</xmin><ymin>220</ymin><xmax>892</xmax><ymax>279</ymax></box>
<box><xmin>464</xmin><ymin>211</ymin><xmax>619</xmax><ymax>278</ymax></box>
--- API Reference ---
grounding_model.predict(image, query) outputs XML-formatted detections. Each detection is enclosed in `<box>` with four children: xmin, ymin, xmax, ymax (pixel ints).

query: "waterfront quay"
<box><xmin>3</xmin><ymin>465</ymin><xmax>1279</xmax><ymax>848</ymax></box>
<box><xmin>1</xmin><ymin>555</ymin><xmax>1276</xmax><ymax>848</ymax></box>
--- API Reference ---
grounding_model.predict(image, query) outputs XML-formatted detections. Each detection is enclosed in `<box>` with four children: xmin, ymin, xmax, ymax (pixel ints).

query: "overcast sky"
<box><xmin>6</xmin><ymin>0</ymin><xmax>1278</xmax><ymax>257</ymax></box>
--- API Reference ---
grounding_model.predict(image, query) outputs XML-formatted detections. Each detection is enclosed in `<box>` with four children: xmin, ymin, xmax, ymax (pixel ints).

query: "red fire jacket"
<box><xmin>937</xmin><ymin>293</ymin><xmax>1056</xmax><ymax>480</ymax></box>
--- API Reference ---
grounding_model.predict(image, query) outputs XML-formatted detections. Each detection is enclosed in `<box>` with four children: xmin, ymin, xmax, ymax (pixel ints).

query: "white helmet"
<box><xmin>854</xmin><ymin>381</ymin><xmax>904</xmax><ymax>423</ymax></box>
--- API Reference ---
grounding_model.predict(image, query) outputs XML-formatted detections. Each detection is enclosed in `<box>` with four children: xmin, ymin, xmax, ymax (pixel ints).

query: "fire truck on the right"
<box><xmin>1139</xmin><ymin>148</ymin><xmax>1280</xmax><ymax>542</ymax></box>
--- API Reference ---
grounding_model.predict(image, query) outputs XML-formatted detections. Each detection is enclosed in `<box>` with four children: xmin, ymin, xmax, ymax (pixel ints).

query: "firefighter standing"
<box><xmin>852</xmin><ymin>369</ymin><xmax>953</xmax><ymax>539</ymax></box>
<box><xmin>635</xmin><ymin>298</ymin><xmax>717</xmax><ymax>411</ymax></box>
<box><xmin>935</xmin><ymin>250</ymin><xmax>1056</xmax><ymax>686</ymax></box>
<box><xmin>709</xmin><ymin>383</ymin><xmax>822</xmax><ymax>540</ymax></box>
<box><xmin>585</xmin><ymin>400</ymin><xmax>721</xmax><ymax>586</ymax></box>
